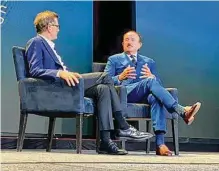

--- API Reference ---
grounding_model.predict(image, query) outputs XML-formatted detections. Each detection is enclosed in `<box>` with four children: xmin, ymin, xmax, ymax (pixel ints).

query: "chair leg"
<box><xmin>17</xmin><ymin>112</ymin><xmax>28</xmax><ymax>152</ymax></box>
<box><xmin>171</xmin><ymin>119</ymin><xmax>179</xmax><ymax>155</ymax></box>
<box><xmin>95</xmin><ymin>118</ymin><xmax>100</xmax><ymax>153</ymax></box>
<box><xmin>46</xmin><ymin>117</ymin><xmax>56</xmax><ymax>152</ymax></box>
<box><xmin>76</xmin><ymin>114</ymin><xmax>83</xmax><ymax>154</ymax></box>
<box><xmin>145</xmin><ymin>120</ymin><xmax>151</xmax><ymax>154</ymax></box>
<box><xmin>121</xmin><ymin>139</ymin><xmax>126</xmax><ymax>149</ymax></box>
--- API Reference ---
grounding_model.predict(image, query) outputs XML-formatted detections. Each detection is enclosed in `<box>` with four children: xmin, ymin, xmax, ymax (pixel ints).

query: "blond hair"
<box><xmin>34</xmin><ymin>10</ymin><xmax>58</xmax><ymax>33</ymax></box>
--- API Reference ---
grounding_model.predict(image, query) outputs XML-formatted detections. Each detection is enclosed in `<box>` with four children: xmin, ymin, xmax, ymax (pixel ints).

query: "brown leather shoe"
<box><xmin>156</xmin><ymin>144</ymin><xmax>172</xmax><ymax>156</ymax></box>
<box><xmin>184</xmin><ymin>102</ymin><xmax>201</xmax><ymax>125</ymax></box>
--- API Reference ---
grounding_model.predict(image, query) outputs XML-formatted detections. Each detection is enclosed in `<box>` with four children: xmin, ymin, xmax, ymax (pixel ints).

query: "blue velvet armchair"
<box><xmin>12</xmin><ymin>46</ymin><xmax>94</xmax><ymax>154</ymax></box>
<box><xmin>92</xmin><ymin>62</ymin><xmax>179</xmax><ymax>155</ymax></box>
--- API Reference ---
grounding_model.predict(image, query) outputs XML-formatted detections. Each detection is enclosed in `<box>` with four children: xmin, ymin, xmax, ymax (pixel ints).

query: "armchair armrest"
<box><xmin>18</xmin><ymin>78</ymin><xmax>85</xmax><ymax>113</ymax></box>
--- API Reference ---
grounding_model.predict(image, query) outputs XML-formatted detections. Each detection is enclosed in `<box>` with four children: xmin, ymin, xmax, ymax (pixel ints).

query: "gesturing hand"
<box><xmin>59</xmin><ymin>70</ymin><xmax>82</xmax><ymax>86</ymax></box>
<box><xmin>118</xmin><ymin>65</ymin><xmax>137</xmax><ymax>81</ymax></box>
<box><xmin>140</xmin><ymin>64</ymin><xmax>155</xmax><ymax>79</ymax></box>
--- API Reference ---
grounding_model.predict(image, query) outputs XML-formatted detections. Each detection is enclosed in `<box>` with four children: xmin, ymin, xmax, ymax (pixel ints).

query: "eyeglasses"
<box><xmin>49</xmin><ymin>24</ymin><xmax>60</xmax><ymax>29</ymax></box>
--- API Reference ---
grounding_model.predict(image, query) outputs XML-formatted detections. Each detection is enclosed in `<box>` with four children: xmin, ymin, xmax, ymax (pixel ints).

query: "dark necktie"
<box><xmin>130</xmin><ymin>55</ymin><xmax>137</xmax><ymax>67</ymax></box>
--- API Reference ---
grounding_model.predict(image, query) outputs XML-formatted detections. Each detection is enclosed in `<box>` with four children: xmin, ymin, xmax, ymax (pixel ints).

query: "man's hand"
<box><xmin>59</xmin><ymin>70</ymin><xmax>82</xmax><ymax>86</ymax></box>
<box><xmin>118</xmin><ymin>65</ymin><xmax>137</xmax><ymax>81</ymax></box>
<box><xmin>140</xmin><ymin>64</ymin><xmax>155</xmax><ymax>79</ymax></box>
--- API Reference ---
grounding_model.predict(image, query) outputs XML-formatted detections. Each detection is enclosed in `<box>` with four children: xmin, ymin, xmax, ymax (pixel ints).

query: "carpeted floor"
<box><xmin>1</xmin><ymin>150</ymin><xmax>219</xmax><ymax>171</ymax></box>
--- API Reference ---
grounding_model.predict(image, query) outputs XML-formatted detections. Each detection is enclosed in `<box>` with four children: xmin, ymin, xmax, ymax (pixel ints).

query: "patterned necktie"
<box><xmin>130</xmin><ymin>55</ymin><xmax>137</xmax><ymax>67</ymax></box>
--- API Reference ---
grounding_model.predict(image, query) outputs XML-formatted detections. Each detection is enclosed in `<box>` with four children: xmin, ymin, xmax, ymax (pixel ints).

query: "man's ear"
<box><xmin>138</xmin><ymin>42</ymin><xmax>142</xmax><ymax>49</ymax></box>
<box><xmin>122</xmin><ymin>41</ymin><xmax>124</xmax><ymax>46</ymax></box>
<box><xmin>47</xmin><ymin>25</ymin><xmax>52</xmax><ymax>33</ymax></box>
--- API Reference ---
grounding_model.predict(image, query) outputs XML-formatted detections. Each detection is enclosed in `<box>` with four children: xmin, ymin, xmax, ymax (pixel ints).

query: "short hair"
<box><xmin>34</xmin><ymin>10</ymin><xmax>58</xmax><ymax>33</ymax></box>
<box><xmin>123</xmin><ymin>30</ymin><xmax>142</xmax><ymax>43</ymax></box>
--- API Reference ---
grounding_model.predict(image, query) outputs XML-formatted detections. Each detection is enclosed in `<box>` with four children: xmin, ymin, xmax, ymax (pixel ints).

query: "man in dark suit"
<box><xmin>104</xmin><ymin>30</ymin><xmax>201</xmax><ymax>156</ymax></box>
<box><xmin>25</xmin><ymin>11</ymin><xmax>153</xmax><ymax>155</ymax></box>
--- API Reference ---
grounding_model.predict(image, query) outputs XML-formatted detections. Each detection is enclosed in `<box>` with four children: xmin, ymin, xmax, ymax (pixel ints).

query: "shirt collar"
<box><xmin>39</xmin><ymin>34</ymin><xmax>55</xmax><ymax>49</ymax></box>
<box><xmin>126</xmin><ymin>53</ymin><xmax>138</xmax><ymax>59</ymax></box>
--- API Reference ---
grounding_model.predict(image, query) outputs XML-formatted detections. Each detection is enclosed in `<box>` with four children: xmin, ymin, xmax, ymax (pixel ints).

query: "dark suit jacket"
<box><xmin>104</xmin><ymin>52</ymin><xmax>162</xmax><ymax>93</ymax></box>
<box><xmin>25</xmin><ymin>35</ymin><xmax>67</xmax><ymax>80</ymax></box>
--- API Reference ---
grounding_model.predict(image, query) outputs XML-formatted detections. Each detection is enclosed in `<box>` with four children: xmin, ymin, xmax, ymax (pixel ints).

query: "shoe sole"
<box><xmin>187</xmin><ymin>102</ymin><xmax>201</xmax><ymax>125</ymax></box>
<box><xmin>187</xmin><ymin>117</ymin><xmax>195</xmax><ymax>125</ymax></box>
<box><xmin>156</xmin><ymin>152</ymin><xmax>173</xmax><ymax>156</ymax></box>
<box><xmin>98</xmin><ymin>151</ymin><xmax>128</xmax><ymax>155</ymax></box>
<box><xmin>116</xmin><ymin>135</ymin><xmax>153</xmax><ymax>141</ymax></box>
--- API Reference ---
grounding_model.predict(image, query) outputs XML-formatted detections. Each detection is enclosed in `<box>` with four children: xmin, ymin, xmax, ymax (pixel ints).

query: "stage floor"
<box><xmin>1</xmin><ymin>150</ymin><xmax>219</xmax><ymax>171</ymax></box>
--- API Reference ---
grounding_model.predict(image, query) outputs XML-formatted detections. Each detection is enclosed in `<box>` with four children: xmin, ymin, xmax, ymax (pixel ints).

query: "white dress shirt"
<box><xmin>126</xmin><ymin>53</ymin><xmax>137</xmax><ymax>62</ymax></box>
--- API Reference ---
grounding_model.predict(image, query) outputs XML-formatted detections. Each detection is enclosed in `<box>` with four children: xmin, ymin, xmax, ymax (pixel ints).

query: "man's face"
<box><xmin>48</xmin><ymin>18</ymin><xmax>60</xmax><ymax>40</ymax></box>
<box><xmin>122</xmin><ymin>31</ymin><xmax>142</xmax><ymax>54</ymax></box>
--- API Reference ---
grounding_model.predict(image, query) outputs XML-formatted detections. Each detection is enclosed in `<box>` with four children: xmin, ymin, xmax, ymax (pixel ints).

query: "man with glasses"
<box><xmin>25</xmin><ymin>11</ymin><xmax>153</xmax><ymax>155</ymax></box>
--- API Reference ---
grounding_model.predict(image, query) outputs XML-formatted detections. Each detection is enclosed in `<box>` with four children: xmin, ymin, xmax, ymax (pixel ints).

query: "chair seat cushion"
<box><xmin>126</xmin><ymin>103</ymin><xmax>150</xmax><ymax>118</ymax></box>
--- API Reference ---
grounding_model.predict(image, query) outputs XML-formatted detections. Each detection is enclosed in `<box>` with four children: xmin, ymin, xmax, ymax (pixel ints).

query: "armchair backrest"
<box><xmin>92</xmin><ymin>62</ymin><xmax>106</xmax><ymax>72</ymax></box>
<box><xmin>12</xmin><ymin>46</ymin><xmax>29</xmax><ymax>81</ymax></box>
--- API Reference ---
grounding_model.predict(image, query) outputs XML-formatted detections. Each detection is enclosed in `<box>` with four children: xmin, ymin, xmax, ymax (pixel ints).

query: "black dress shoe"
<box><xmin>117</xmin><ymin>125</ymin><xmax>153</xmax><ymax>140</ymax></box>
<box><xmin>98</xmin><ymin>140</ymin><xmax>128</xmax><ymax>155</ymax></box>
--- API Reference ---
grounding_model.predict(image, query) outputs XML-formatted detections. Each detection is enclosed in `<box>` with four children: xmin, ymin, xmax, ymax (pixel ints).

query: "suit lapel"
<box><xmin>136</xmin><ymin>54</ymin><xmax>145</xmax><ymax>72</ymax></box>
<box><xmin>38</xmin><ymin>36</ymin><xmax>62</xmax><ymax>66</ymax></box>
<box><xmin>120</xmin><ymin>52</ymin><xmax>134</xmax><ymax>67</ymax></box>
